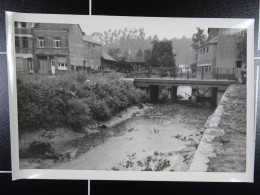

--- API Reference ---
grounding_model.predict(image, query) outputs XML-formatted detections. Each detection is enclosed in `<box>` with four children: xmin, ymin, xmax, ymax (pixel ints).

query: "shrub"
<box><xmin>17</xmin><ymin>72</ymin><xmax>146</xmax><ymax>132</ymax></box>
<box><xmin>66</xmin><ymin>99</ymin><xmax>91</xmax><ymax>131</ymax></box>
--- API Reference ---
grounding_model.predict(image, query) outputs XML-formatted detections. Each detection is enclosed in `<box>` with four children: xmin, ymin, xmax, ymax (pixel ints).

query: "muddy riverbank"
<box><xmin>20</xmin><ymin>102</ymin><xmax>214</xmax><ymax>171</ymax></box>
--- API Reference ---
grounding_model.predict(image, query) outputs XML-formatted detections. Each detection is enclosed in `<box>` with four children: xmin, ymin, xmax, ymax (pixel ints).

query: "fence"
<box><xmin>128</xmin><ymin>66</ymin><xmax>237</xmax><ymax>80</ymax></box>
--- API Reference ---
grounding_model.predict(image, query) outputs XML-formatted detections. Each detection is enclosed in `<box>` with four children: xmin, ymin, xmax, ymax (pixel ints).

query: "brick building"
<box><xmin>15</xmin><ymin>22</ymin><xmax>101</xmax><ymax>75</ymax></box>
<box><xmin>196</xmin><ymin>28</ymin><xmax>247</xmax><ymax>79</ymax></box>
<box><xmin>14</xmin><ymin>22</ymin><xmax>34</xmax><ymax>74</ymax></box>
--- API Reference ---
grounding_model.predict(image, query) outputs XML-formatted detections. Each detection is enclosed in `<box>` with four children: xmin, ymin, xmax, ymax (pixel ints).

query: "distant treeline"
<box><xmin>91</xmin><ymin>28</ymin><xmax>195</xmax><ymax>65</ymax></box>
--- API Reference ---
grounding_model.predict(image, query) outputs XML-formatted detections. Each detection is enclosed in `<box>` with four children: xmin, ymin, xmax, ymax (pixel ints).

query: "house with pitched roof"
<box><xmin>15</xmin><ymin>22</ymin><xmax>102</xmax><ymax>75</ymax></box>
<box><xmin>100</xmin><ymin>50</ymin><xmax>117</xmax><ymax>71</ymax></box>
<box><xmin>196</xmin><ymin>28</ymin><xmax>246</xmax><ymax>80</ymax></box>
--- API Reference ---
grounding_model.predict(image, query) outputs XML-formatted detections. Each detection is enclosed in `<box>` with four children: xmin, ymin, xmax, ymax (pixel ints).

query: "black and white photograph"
<box><xmin>6</xmin><ymin>13</ymin><xmax>255</xmax><ymax>182</ymax></box>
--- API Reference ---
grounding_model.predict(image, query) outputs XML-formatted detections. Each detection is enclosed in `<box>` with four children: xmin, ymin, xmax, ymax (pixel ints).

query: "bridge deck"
<box><xmin>134</xmin><ymin>78</ymin><xmax>235</xmax><ymax>89</ymax></box>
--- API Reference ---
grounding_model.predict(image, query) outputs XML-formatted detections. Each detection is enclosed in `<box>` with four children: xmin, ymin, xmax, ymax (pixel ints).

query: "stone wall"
<box><xmin>189</xmin><ymin>84</ymin><xmax>246</xmax><ymax>172</ymax></box>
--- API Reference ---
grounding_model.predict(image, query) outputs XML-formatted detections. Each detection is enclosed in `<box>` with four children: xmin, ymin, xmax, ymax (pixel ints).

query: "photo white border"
<box><xmin>6</xmin><ymin>12</ymin><xmax>255</xmax><ymax>182</ymax></box>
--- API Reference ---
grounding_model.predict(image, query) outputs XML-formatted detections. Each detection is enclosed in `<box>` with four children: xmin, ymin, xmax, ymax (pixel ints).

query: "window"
<box><xmin>21</xmin><ymin>22</ymin><xmax>27</xmax><ymax>28</ymax></box>
<box><xmin>205</xmin><ymin>66</ymin><xmax>208</xmax><ymax>72</ymax></box>
<box><xmin>22</xmin><ymin>37</ymin><xmax>28</xmax><ymax>48</ymax></box>
<box><xmin>15</xmin><ymin>36</ymin><xmax>19</xmax><ymax>47</ymax></box>
<box><xmin>37</xmin><ymin>37</ymin><xmax>45</xmax><ymax>48</ymax></box>
<box><xmin>200</xmin><ymin>49</ymin><xmax>202</xmax><ymax>54</ymax></box>
<box><xmin>208</xmin><ymin>65</ymin><xmax>211</xmax><ymax>72</ymax></box>
<box><xmin>53</xmin><ymin>39</ymin><xmax>61</xmax><ymax>48</ymax></box>
<box><xmin>207</xmin><ymin>46</ymin><xmax>209</xmax><ymax>52</ymax></box>
<box><xmin>51</xmin><ymin>60</ymin><xmax>55</xmax><ymax>66</ymax></box>
<box><xmin>14</xmin><ymin>22</ymin><xmax>18</xmax><ymax>28</ymax></box>
<box><xmin>58</xmin><ymin>63</ymin><xmax>68</xmax><ymax>70</ymax></box>
<box><xmin>57</xmin><ymin>57</ymin><xmax>67</xmax><ymax>70</ymax></box>
<box><xmin>203</xmin><ymin>48</ymin><xmax>205</xmax><ymax>53</ymax></box>
<box><xmin>236</xmin><ymin>61</ymin><xmax>242</xmax><ymax>68</ymax></box>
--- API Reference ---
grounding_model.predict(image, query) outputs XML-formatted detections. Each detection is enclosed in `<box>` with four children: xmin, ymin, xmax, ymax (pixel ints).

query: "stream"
<box><xmin>52</xmin><ymin>103</ymin><xmax>214</xmax><ymax>171</ymax></box>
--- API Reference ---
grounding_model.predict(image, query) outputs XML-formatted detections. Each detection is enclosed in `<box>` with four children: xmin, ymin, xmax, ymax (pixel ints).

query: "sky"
<box><xmin>77</xmin><ymin>16</ymin><xmax>211</xmax><ymax>40</ymax></box>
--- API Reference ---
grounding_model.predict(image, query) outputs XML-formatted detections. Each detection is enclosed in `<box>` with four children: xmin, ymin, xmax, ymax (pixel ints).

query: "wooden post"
<box><xmin>227</xmin><ymin>68</ymin><xmax>229</xmax><ymax>80</ymax></box>
<box><xmin>201</xmin><ymin>67</ymin><xmax>204</xmax><ymax>80</ymax></box>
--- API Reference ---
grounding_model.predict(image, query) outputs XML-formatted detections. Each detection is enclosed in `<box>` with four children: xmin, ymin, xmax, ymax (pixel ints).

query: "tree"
<box><xmin>135</xmin><ymin>48</ymin><xmax>143</xmax><ymax>62</ymax></box>
<box><xmin>190</xmin><ymin>63</ymin><xmax>197</xmax><ymax>74</ymax></box>
<box><xmin>143</xmin><ymin>49</ymin><xmax>152</xmax><ymax>64</ymax></box>
<box><xmin>171</xmin><ymin>36</ymin><xmax>195</xmax><ymax>66</ymax></box>
<box><xmin>191</xmin><ymin>28</ymin><xmax>207</xmax><ymax>66</ymax></box>
<box><xmin>150</xmin><ymin>40</ymin><xmax>176</xmax><ymax>67</ymax></box>
<box><xmin>121</xmin><ymin>51</ymin><xmax>129</xmax><ymax>62</ymax></box>
<box><xmin>108</xmin><ymin>48</ymin><xmax>122</xmax><ymax>61</ymax></box>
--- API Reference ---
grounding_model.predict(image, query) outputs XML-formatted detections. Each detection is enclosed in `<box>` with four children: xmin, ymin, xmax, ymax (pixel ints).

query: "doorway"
<box><xmin>38</xmin><ymin>56</ymin><xmax>48</xmax><ymax>74</ymax></box>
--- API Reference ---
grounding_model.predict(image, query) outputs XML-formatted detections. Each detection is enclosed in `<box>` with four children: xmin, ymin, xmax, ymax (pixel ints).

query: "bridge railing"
<box><xmin>128</xmin><ymin>66</ymin><xmax>238</xmax><ymax>80</ymax></box>
<box><xmin>129</xmin><ymin>67</ymin><xmax>187</xmax><ymax>79</ymax></box>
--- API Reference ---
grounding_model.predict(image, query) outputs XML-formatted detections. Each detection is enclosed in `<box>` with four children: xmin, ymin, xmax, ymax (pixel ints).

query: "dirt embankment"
<box><xmin>189</xmin><ymin>84</ymin><xmax>246</xmax><ymax>172</ymax></box>
<box><xmin>19</xmin><ymin>105</ymin><xmax>150</xmax><ymax>169</ymax></box>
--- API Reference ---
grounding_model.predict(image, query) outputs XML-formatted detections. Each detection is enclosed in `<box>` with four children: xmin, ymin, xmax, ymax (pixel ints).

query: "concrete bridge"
<box><xmin>133</xmin><ymin>78</ymin><xmax>235</xmax><ymax>106</ymax></box>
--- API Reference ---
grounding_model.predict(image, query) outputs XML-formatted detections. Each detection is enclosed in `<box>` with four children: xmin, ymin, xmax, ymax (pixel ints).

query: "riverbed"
<box><xmin>20</xmin><ymin>102</ymin><xmax>214</xmax><ymax>171</ymax></box>
<box><xmin>47</xmin><ymin>103</ymin><xmax>214</xmax><ymax>171</ymax></box>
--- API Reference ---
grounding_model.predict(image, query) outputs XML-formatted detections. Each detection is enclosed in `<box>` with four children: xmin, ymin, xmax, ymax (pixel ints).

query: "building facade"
<box><xmin>83</xmin><ymin>35</ymin><xmax>101</xmax><ymax>70</ymax></box>
<box><xmin>15</xmin><ymin>22</ymin><xmax>101</xmax><ymax>75</ymax></box>
<box><xmin>196</xmin><ymin>28</ymin><xmax>247</xmax><ymax>80</ymax></box>
<box><xmin>14</xmin><ymin>22</ymin><xmax>34</xmax><ymax>74</ymax></box>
